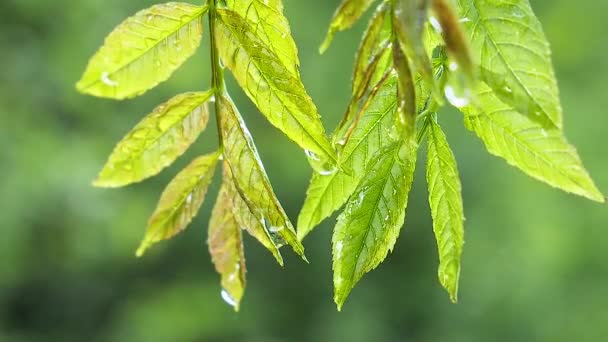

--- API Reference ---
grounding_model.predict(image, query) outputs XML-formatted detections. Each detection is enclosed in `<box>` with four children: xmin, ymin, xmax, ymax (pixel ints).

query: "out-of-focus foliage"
<box><xmin>0</xmin><ymin>0</ymin><xmax>607</xmax><ymax>341</ymax></box>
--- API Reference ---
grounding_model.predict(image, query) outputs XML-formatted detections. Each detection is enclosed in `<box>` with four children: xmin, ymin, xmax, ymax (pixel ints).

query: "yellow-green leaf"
<box><xmin>77</xmin><ymin>3</ymin><xmax>206</xmax><ymax>99</ymax></box>
<box><xmin>218</xmin><ymin>94</ymin><xmax>306</xmax><ymax>259</ymax></box>
<box><xmin>224</xmin><ymin>0</ymin><xmax>300</xmax><ymax>76</ymax></box>
<box><xmin>298</xmin><ymin>75</ymin><xmax>398</xmax><ymax>239</ymax></box>
<box><xmin>320</xmin><ymin>0</ymin><xmax>378</xmax><ymax>53</ymax></box>
<box><xmin>333</xmin><ymin>136</ymin><xmax>419</xmax><ymax>310</ymax></box>
<box><xmin>462</xmin><ymin>83</ymin><xmax>605</xmax><ymax>202</ymax></box>
<box><xmin>426</xmin><ymin>116</ymin><xmax>464</xmax><ymax>303</ymax></box>
<box><xmin>223</xmin><ymin>165</ymin><xmax>284</xmax><ymax>265</ymax></box>
<box><xmin>431</xmin><ymin>0</ymin><xmax>474</xmax><ymax>78</ymax></box>
<box><xmin>208</xmin><ymin>182</ymin><xmax>247</xmax><ymax>311</ymax></box>
<box><xmin>94</xmin><ymin>91</ymin><xmax>214</xmax><ymax>188</ymax></box>
<box><xmin>136</xmin><ymin>151</ymin><xmax>220</xmax><ymax>257</ymax></box>
<box><xmin>457</xmin><ymin>0</ymin><xmax>562</xmax><ymax>128</ymax></box>
<box><xmin>215</xmin><ymin>9</ymin><xmax>338</xmax><ymax>167</ymax></box>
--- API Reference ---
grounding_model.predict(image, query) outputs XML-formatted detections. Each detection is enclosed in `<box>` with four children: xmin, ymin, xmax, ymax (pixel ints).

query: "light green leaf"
<box><xmin>298</xmin><ymin>75</ymin><xmax>398</xmax><ymax>239</ymax></box>
<box><xmin>426</xmin><ymin>116</ymin><xmax>464</xmax><ymax>303</ymax></box>
<box><xmin>457</xmin><ymin>0</ymin><xmax>563</xmax><ymax>128</ymax></box>
<box><xmin>137</xmin><ymin>151</ymin><xmax>220</xmax><ymax>257</ymax></box>
<box><xmin>218</xmin><ymin>94</ymin><xmax>306</xmax><ymax>259</ymax></box>
<box><xmin>431</xmin><ymin>0</ymin><xmax>474</xmax><ymax>78</ymax></box>
<box><xmin>333</xmin><ymin>136</ymin><xmax>418</xmax><ymax>310</ymax></box>
<box><xmin>224</xmin><ymin>0</ymin><xmax>300</xmax><ymax>76</ymax></box>
<box><xmin>462</xmin><ymin>82</ymin><xmax>605</xmax><ymax>202</ymax></box>
<box><xmin>222</xmin><ymin>165</ymin><xmax>284</xmax><ymax>266</ymax></box>
<box><xmin>208</xmin><ymin>183</ymin><xmax>247</xmax><ymax>312</ymax></box>
<box><xmin>215</xmin><ymin>9</ymin><xmax>338</xmax><ymax>167</ymax></box>
<box><xmin>94</xmin><ymin>91</ymin><xmax>214</xmax><ymax>188</ymax></box>
<box><xmin>77</xmin><ymin>3</ymin><xmax>207</xmax><ymax>99</ymax></box>
<box><xmin>320</xmin><ymin>0</ymin><xmax>378</xmax><ymax>53</ymax></box>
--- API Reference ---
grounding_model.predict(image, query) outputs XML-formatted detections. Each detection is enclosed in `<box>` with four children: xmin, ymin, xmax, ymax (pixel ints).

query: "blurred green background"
<box><xmin>1</xmin><ymin>0</ymin><xmax>607</xmax><ymax>341</ymax></box>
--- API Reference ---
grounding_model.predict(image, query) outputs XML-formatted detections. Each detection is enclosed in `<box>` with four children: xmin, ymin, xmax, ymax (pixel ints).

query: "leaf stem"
<box><xmin>208</xmin><ymin>0</ymin><xmax>226</xmax><ymax>148</ymax></box>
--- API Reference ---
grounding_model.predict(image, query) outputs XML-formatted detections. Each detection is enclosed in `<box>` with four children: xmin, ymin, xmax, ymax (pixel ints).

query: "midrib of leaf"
<box><xmin>80</xmin><ymin>6</ymin><xmax>206</xmax><ymax>90</ymax></box>
<box><xmin>466</xmin><ymin>0</ymin><xmax>557</xmax><ymax>128</ymax></box>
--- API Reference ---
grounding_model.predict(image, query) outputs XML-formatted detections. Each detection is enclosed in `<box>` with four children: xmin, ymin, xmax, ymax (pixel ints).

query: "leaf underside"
<box><xmin>77</xmin><ymin>2</ymin><xmax>206</xmax><ymax>99</ymax></box>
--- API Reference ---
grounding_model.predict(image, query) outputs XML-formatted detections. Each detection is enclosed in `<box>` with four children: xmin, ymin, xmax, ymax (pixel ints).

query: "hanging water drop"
<box><xmin>220</xmin><ymin>289</ymin><xmax>237</xmax><ymax>308</ymax></box>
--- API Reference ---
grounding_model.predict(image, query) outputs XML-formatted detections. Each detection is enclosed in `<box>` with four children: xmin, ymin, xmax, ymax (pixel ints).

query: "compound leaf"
<box><xmin>215</xmin><ymin>9</ymin><xmax>338</xmax><ymax>167</ymax></box>
<box><xmin>298</xmin><ymin>75</ymin><xmax>397</xmax><ymax>239</ymax></box>
<box><xmin>426</xmin><ymin>116</ymin><xmax>464</xmax><ymax>303</ymax></box>
<box><xmin>457</xmin><ymin>0</ymin><xmax>563</xmax><ymax>128</ymax></box>
<box><xmin>225</xmin><ymin>0</ymin><xmax>300</xmax><ymax>76</ymax></box>
<box><xmin>94</xmin><ymin>91</ymin><xmax>214</xmax><ymax>188</ymax></box>
<box><xmin>137</xmin><ymin>151</ymin><xmax>221</xmax><ymax>256</ymax></box>
<box><xmin>208</xmin><ymin>183</ymin><xmax>247</xmax><ymax>312</ymax></box>
<box><xmin>333</xmin><ymin>135</ymin><xmax>418</xmax><ymax>310</ymax></box>
<box><xmin>218</xmin><ymin>94</ymin><xmax>306</xmax><ymax>259</ymax></box>
<box><xmin>77</xmin><ymin>2</ymin><xmax>206</xmax><ymax>99</ymax></box>
<box><xmin>320</xmin><ymin>0</ymin><xmax>378</xmax><ymax>53</ymax></box>
<box><xmin>462</xmin><ymin>82</ymin><xmax>604</xmax><ymax>202</ymax></box>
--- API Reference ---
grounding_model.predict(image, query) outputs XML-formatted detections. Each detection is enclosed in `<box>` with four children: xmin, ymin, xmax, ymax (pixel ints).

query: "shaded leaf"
<box><xmin>94</xmin><ymin>91</ymin><xmax>214</xmax><ymax>188</ymax></box>
<box><xmin>461</xmin><ymin>82</ymin><xmax>604</xmax><ymax>202</ymax></box>
<box><xmin>223</xmin><ymin>165</ymin><xmax>284</xmax><ymax>265</ymax></box>
<box><xmin>426</xmin><ymin>116</ymin><xmax>464</xmax><ymax>302</ymax></box>
<box><xmin>320</xmin><ymin>0</ymin><xmax>378</xmax><ymax>53</ymax></box>
<box><xmin>218</xmin><ymin>94</ymin><xmax>306</xmax><ymax>258</ymax></box>
<box><xmin>225</xmin><ymin>0</ymin><xmax>300</xmax><ymax>75</ymax></box>
<box><xmin>137</xmin><ymin>151</ymin><xmax>221</xmax><ymax>256</ymax></box>
<box><xmin>215</xmin><ymin>9</ymin><xmax>338</xmax><ymax>167</ymax></box>
<box><xmin>333</xmin><ymin>135</ymin><xmax>418</xmax><ymax>310</ymax></box>
<box><xmin>77</xmin><ymin>3</ymin><xmax>206</xmax><ymax>99</ymax></box>
<box><xmin>457</xmin><ymin>0</ymin><xmax>562</xmax><ymax>128</ymax></box>
<box><xmin>298</xmin><ymin>75</ymin><xmax>398</xmax><ymax>239</ymax></box>
<box><xmin>208</xmin><ymin>182</ymin><xmax>247</xmax><ymax>312</ymax></box>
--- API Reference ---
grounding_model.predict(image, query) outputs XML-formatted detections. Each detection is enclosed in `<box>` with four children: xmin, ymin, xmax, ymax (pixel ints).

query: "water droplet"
<box><xmin>444</xmin><ymin>85</ymin><xmax>470</xmax><ymax>108</ymax></box>
<box><xmin>335</xmin><ymin>241</ymin><xmax>344</xmax><ymax>258</ymax></box>
<box><xmin>429</xmin><ymin>16</ymin><xmax>443</xmax><ymax>33</ymax></box>
<box><xmin>186</xmin><ymin>193</ymin><xmax>193</xmax><ymax>205</ymax></box>
<box><xmin>100</xmin><ymin>72</ymin><xmax>118</xmax><ymax>87</ymax></box>
<box><xmin>304</xmin><ymin>150</ymin><xmax>320</xmax><ymax>161</ymax></box>
<box><xmin>220</xmin><ymin>289</ymin><xmax>237</xmax><ymax>308</ymax></box>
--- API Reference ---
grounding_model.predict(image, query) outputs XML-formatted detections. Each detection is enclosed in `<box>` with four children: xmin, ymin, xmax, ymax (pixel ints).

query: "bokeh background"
<box><xmin>1</xmin><ymin>0</ymin><xmax>607</xmax><ymax>341</ymax></box>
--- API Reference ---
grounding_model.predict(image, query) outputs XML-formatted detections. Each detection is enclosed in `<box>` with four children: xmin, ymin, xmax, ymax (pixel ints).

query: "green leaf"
<box><xmin>461</xmin><ymin>82</ymin><xmax>605</xmax><ymax>203</ymax></box>
<box><xmin>457</xmin><ymin>0</ymin><xmax>563</xmax><ymax>128</ymax></box>
<box><xmin>137</xmin><ymin>151</ymin><xmax>221</xmax><ymax>257</ymax></box>
<box><xmin>208</xmin><ymin>182</ymin><xmax>247</xmax><ymax>312</ymax></box>
<box><xmin>320</xmin><ymin>0</ymin><xmax>378</xmax><ymax>53</ymax></box>
<box><xmin>224</xmin><ymin>0</ymin><xmax>300</xmax><ymax>76</ymax></box>
<box><xmin>218</xmin><ymin>94</ymin><xmax>306</xmax><ymax>259</ymax></box>
<box><xmin>222</xmin><ymin>165</ymin><xmax>284</xmax><ymax>266</ymax></box>
<box><xmin>333</xmin><ymin>135</ymin><xmax>418</xmax><ymax>310</ymax></box>
<box><xmin>94</xmin><ymin>91</ymin><xmax>214</xmax><ymax>188</ymax></box>
<box><xmin>426</xmin><ymin>116</ymin><xmax>464</xmax><ymax>303</ymax></box>
<box><xmin>215</xmin><ymin>9</ymin><xmax>338</xmax><ymax>167</ymax></box>
<box><xmin>77</xmin><ymin>3</ymin><xmax>207</xmax><ymax>99</ymax></box>
<box><xmin>298</xmin><ymin>75</ymin><xmax>398</xmax><ymax>239</ymax></box>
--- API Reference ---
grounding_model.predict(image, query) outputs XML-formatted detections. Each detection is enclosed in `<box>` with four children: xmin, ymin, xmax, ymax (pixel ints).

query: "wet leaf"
<box><xmin>462</xmin><ymin>82</ymin><xmax>604</xmax><ymax>202</ymax></box>
<box><xmin>298</xmin><ymin>75</ymin><xmax>398</xmax><ymax>239</ymax></box>
<box><xmin>223</xmin><ymin>165</ymin><xmax>284</xmax><ymax>265</ymax></box>
<box><xmin>426</xmin><ymin>115</ymin><xmax>464</xmax><ymax>303</ymax></box>
<box><xmin>320</xmin><ymin>0</ymin><xmax>378</xmax><ymax>53</ymax></box>
<box><xmin>94</xmin><ymin>91</ymin><xmax>214</xmax><ymax>188</ymax></box>
<box><xmin>225</xmin><ymin>0</ymin><xmax>300</xmax><ymax>75</ymax></box>
<box><xmin>77</xmin><ymin>3</ymin><xmax>206</xmax><ymax>99</ymax></box>
<box><xmin>218</xmin><ymin>94</ymin><xmax>306</xmax><ymax>259</ymax></box>
<box><xmin>457</xmin><ymin>0</ymin><xmax>563</xmax><ymax>128</ymax></box>
<box><xmin>208</xmin><ymin>183</ymin><xmax>247</xmax><ymax>312</ymax></box>
<box><xmin>333</xmin><ymin>135</ymin><xmax>418</xmax><ymax>310</ymax></box>
<box><xmin>431</xmin><ymin>0</ymin><xmax>474</xmax><ymax>78</ymax></box>
<box><xmin>215</xmin><ymin>9</ymin><xmax>338</xmax><ymax>167</ymax></box>
<box><xmin>137</xmin><ymin>151</ymin><xmax>221</xmax><ymax>256</ymax></box>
